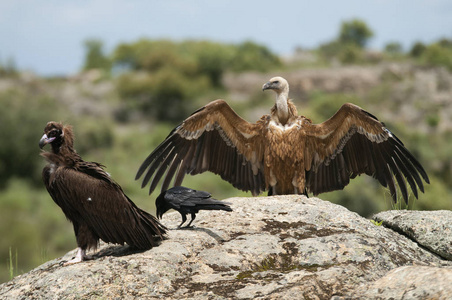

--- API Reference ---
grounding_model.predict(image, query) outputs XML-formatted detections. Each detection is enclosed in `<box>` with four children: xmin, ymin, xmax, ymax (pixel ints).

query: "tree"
<box><xmin>0</xmin><ymin>56</ymin><xmax>17</xmax><ymax>76</ymax></box>
<box><xmin>409</xmin><ymin>42</ymin><xmax>426</xmax><ymax>57</ymax></box>
<box><xmin>82</xmin><ymin>39</ymin><xmax>111</xmax><ymax>72</ymax></box>
<box><xmin>339</xmin><ymin>19</ymin><xmax>374</xmax><ymax>48</ymax></box>
<box><xmin>422</xmin><ymin>43</ymin><xmax>452</xmax><ymax>71</ymax></box>
<box><xmin>438</xmin><ymin>38</ymin><xmax>452</xmax><ymax>49</ymax></box>
<box><xmin>230</xmin><ymin>41</ymin><xmax>282</xmax><ymax>72</ymax></box>
<box><xmin>384</xmin><ymin>42</ymin><xmax>403</xmax><ymax>55</ymax></box>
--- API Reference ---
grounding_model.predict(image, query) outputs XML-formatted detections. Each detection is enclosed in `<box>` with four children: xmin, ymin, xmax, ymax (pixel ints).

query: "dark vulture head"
<box><xmin>262</xmin><ymin>76</ymin><xmax>289</xmax><ymax>94</ymax></box>
<box><xmin>39</xmin><ymin>121</ymin><xmax>74</xmax><ymax>153</ymax></box>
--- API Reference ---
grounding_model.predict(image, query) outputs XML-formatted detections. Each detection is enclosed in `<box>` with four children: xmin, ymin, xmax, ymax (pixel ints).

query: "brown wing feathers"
<box><xmin>40</xmin><ymin>121</ymin><xmax>166</xmax><ymax>255</ymax></box>
<box><xmin>306</xmin><ymin>106</ymin><xmax>429</xmax><ymax>203</ymax></box>
<box><xmin>136</xmin><ymin>100</ymin><xmax>266</xmax><ymax>196</ymax></box>
<box><xmin>137</xmin><ymin>79</ymin><xmax>428</xmax><ymax>204</ymax></box>
<box><xmin>137</xmin><ymin>123</ymin><xmax>265</xmax><ymax>196</ymax></box>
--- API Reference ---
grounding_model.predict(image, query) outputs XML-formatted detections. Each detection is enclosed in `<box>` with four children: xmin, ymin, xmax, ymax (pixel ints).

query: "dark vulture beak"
<box><xmin>39</xmin><ymin>134</ymin><xmax>55</xmax><ymax>149</ymax></box>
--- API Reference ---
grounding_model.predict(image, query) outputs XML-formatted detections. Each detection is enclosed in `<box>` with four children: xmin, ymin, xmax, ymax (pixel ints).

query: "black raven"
<box><xmin>156</xmin><ymin>186</ymin><xmax>232</xmax><ymax>228</ymax></box>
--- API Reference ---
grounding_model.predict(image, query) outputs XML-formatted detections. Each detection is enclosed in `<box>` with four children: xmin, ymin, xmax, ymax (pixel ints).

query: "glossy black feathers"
<box><xmin>155</xmin><ymin>186</ymin><xmax>232</xmax><ymax>228</ymax></box>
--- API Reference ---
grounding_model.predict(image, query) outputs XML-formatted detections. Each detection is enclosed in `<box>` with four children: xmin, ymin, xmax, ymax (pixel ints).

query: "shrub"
<box><xmin>338</xmin><ymin>19</ymin><xmax>374</xmax><ymax>48</ymax></box>
<box><xmin>115</xmin><ymin>69</ymin><xmax>209</xmax><ymax>122</ymax></box>
<box><xmin>230</xmin><ymin>41</ymin><xmax>282</xmax><ymax>72</ymax></box>
<box><xmin>409</xmin><ymin>42</ymin><xmax>427</xmax><ymax>57</ymax></box>
<box><xmin>112</xmin><ymin>39</ymin><xmax>280</xmax><ymax>122</ymax></box>
<box><xmin>337</xmin><ymin>43</ymin><xmax>364</xmax><ymax>64</ymax></box>
<box><xmin>0</xmin><ymin>91</ymin><xmax>61</xmax><ymax>186</ymax></box>
<box><xmin>421</xmin><ymin>43</ymin><xmax>452</xmax><ymax>71</ymax></box>
<box><xmin>82</xmin><ymin>39</ymin><xmax>111</xmax><ymax>72</ymax></box>
<box><xmin>384</xmin><ymin>42</ymin><xmax>403</xmax><ymax>55</ymax></box>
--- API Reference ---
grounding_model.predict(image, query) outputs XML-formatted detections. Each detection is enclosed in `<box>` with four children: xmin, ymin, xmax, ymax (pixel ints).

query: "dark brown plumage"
<box><xmin>40</xmin><ymin>121</ymin><xmax>166</xmax><ymax>265</ymax></box>
<box><xmin>136</xmin><ymin>76</ymin><xmax>429</xmax><ymax>203</ymax></box>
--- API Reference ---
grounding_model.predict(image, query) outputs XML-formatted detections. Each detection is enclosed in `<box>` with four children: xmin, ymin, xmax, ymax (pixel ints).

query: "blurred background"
<box><xmin>1</xmin><ymin>0</ymin><xmax>452</xmax><ymax>283</ymax></box>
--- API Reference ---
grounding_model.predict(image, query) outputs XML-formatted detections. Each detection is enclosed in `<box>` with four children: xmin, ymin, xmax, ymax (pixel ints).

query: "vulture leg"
<box><xmin>183</xmin><ymin>213</ymin><xmax>197</xmax><ymax>228</ymax></box>
<box><xmin>177</xmin><ymin>213</ymin><xmax>188</xmax><ymax>229</ymax></box>
<box><xmin>267</xmin><ymin>187</ymin><xmax>274</xmax><ymax>196</ymax></box>
<box><xmin>63</xmin><ymin>247</ymin><xmax>92</xmax><ymax>266</ymax></box>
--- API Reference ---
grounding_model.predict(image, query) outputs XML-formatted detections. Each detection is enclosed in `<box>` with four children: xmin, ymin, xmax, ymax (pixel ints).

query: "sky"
<box><xmin>1</xmin><ymin>0</ymin><xmax>452</xmax><ymax>76</ymax></box>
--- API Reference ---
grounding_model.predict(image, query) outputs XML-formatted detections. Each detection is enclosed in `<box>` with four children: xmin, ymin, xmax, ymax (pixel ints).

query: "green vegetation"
<box><xmin>83</xmin><ymin>39</ymin><xmax>111</xmax><ymax>73</ymax></box>
<box><xmin>419</xmin><ymin>40</ymin><xmax>452</xmax><ymax>71</ymax></box>
<box><xmin>370</xmin><ymin>220</ymin><xmax>383</xmax><ymax>226</ymax></box>
<box><xmin>0</xmin><ymin>91</ymin><xmax>61</xmax><ymax>187</ymax></box>
<box><xmin>1</xmin><ymin>19</ymin><xmax>451</xmax><ymax>283</ymax></box>
<box><xmin>384</xmin><ymin>42</ymin><xmax>403</xmax><ymax>55</ymax></box>
<box><xmin>0</xmin><ymin>57</ymin><xmax>17</xmax><ymax>76</ymax></box>
<box><xmin>318</xmin><ymin>18</ymin><xmax>374</xmax><ymax>64</ymax></box>
<box><xmin>111</xmin><ymin>39</ymin><xmax>281</xmax><ymax>122</ymax></box>
<box><xmin>338</xmin><ymin>19</ymin><xmax>374</xmax><ymax>48</ymax></box>
<box><xmin>8</xmin><ymin>247</ymin><xmax>17</xmax><ymax>280</ymax></box>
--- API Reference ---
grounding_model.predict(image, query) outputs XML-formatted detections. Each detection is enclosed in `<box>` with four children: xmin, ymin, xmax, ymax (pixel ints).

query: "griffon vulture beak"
<box><xmin>262</xmin><ymin>81</ymin><xmax>273</xmax><ymax>91</ymax></box>
<box><xmin>39</xmin><ymin>134</ymin><xmax>55</xmax><ymax>149</ymax></box>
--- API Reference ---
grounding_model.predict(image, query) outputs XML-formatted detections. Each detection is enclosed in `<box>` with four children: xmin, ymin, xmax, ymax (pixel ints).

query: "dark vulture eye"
<box><xmin>48</xmin><ymin>129</ymin><xmax>61</xmax><ymax>138</ymax></box>
<box><xmin>273</xmin><ymin>80</ymin><xmax>279</xmax><ymax>84</ymax></box>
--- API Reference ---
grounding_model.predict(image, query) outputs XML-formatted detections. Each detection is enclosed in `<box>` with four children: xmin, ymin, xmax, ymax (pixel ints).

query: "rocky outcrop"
<box><xmin>1</xmin><ymin>195</ymin><xmax>451</xmax><ymax>299</ymax></box>
<box><xmin>373</xmin><ymin>210</ymin><xmax>452</xmax><ymax>260</ymax></box>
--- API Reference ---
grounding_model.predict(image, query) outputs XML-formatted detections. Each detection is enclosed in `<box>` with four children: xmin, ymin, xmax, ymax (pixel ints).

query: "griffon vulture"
<box><xmin>40</xmin><ymin>121</ymin><xmax>166</xmax><ymax>265</ymax></box>
<box><xmin>156</xmin><ymin>186</ymin><xmax>232</xmax><ymax>228</ymax></box>
<box><xmin>136</xmin><ymin>77</ymin><xmax>429</xmax><ymax>203</ymax></box>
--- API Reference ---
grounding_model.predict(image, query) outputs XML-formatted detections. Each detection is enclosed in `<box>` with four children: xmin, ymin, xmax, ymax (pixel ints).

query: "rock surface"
<box><xmin>1</xmin><ymin>195</ymin><xmax>451</xmax><ymax>299</ymax></box>
<box><xmin>350</xmin><ymin>266</ymin><xmax>452</xmax><ymax>300</ymax></box>
<box><xmin>373</xmin><ymin>210</ymin><xmax>452</xmax><ymax>260</ymax></box>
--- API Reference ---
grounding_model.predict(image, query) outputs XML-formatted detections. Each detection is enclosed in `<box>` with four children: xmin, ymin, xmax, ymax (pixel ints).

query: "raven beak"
<box><xmin>39</xmin><ymin>134</ymin><xmax>55</xmax><ymax>149</ymax></box>
<box><xmin>262</xmin><ymin>82</ymin><xmax>272</xmax><ymax>91</ymax></box>
<box><xmin>156</xmin><ymin>208</ymin><xmax>162</xmax><ymax>219</ymax></box>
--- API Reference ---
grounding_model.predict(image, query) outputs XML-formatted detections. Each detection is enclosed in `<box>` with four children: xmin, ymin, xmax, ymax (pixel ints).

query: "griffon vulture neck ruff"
<box><xmin>40</xmin><ymin>121</ymin><xmax>166</xmax><ymax>265</ymax></box>
<box><xmin>136</xmin><ymin>76</ymin><xmax>429</xmax><ymax>203</ymax></box>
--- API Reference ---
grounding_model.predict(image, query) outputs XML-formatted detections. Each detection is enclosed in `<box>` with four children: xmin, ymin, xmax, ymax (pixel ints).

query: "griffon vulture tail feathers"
<box><xmin>40</xmin><ymin>121</ymin><xmax>166</xmax><ymax>265</ymax></box>
<box><xmin>136</xmin><ymin>76</ymin><xmax>429</xmax><ymax>203</ymax></box>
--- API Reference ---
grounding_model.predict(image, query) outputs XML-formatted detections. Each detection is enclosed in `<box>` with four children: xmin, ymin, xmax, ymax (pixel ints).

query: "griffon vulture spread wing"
<box><xmin>40</xmin><ymin>121</ymin><xmax>166</xmax><ymax>265</ymax></box>
<box><xmin>136</xmin><ymin>77</ymin><xmax>429</xmax><ymax>203</ymax></box>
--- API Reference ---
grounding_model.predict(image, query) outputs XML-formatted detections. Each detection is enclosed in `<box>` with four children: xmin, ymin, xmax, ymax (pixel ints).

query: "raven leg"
<box><xmin>177</xmin><ymin>213</ymin><xmax>188</xmax><ymax>229</ymax></box>
<box><xmin>183</xmin><ymin>213</ymin><xmax>197</xmax><ymax>228</ymax></box>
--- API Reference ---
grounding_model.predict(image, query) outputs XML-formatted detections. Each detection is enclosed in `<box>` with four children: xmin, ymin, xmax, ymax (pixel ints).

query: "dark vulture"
<box><xmin>40</xmin><ymin>121</ymin><xmax>166</xmax><ymax>265</ymax></box>
<box><xmin>156</xmin><ymin>186</ymin><xmax>232</xmax><ymax>228</ymax></box>
<box><xmin>136</xmin><ymin>76</ymin><xmax>429</xmax><ymax>203</ymax></box>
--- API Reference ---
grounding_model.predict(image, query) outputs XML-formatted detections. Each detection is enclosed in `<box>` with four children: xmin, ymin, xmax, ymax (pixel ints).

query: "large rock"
<box><xmin>0</xmin><ymin>195</ymin><xmax>451</xmax><ymax>299</ymax></box>
<box><xmin>350</xmin><ymin>266</ymin><xmax>452</xmax><ymax>299</ymax></box>
<box><xmin>373</xmin><ymin>210</ymin><xmax>452</xmax><ymax>260</ymax></box>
